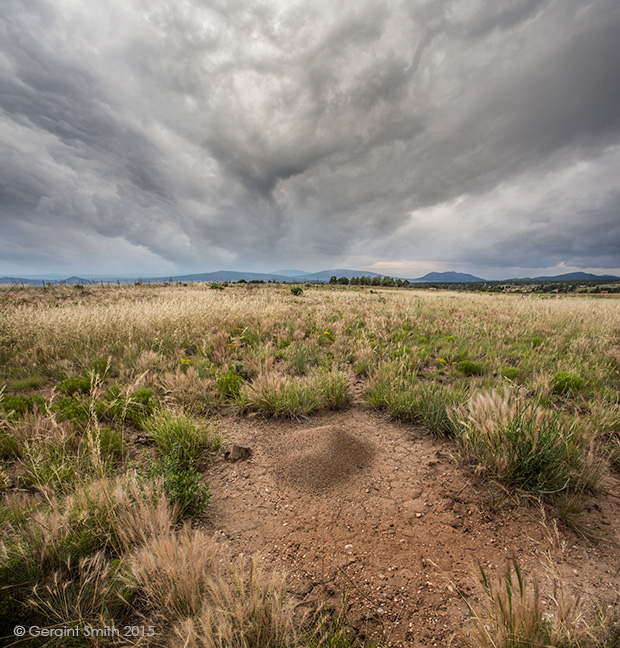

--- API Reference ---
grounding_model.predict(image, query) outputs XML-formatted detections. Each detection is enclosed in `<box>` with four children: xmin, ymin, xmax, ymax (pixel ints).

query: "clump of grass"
<box><xmin>366</xmin><ymin>363</ymin><xmax>459</xmax><ymax>436</ymax></box>
<box><xmin>461</xmin><ymin>561</ymin><xmax>620</xmax><ymax>648</ymax></box>
<box><xmin>316</xmin><ymin>369</ymin><xmax>352</xmax><ymax>410</ymax></box>
<box><xmin>126</xmin><ymin>526</ymin><xmax>297</xmax><ymax>648</ymax></box>
<box><xmin>0</xmin><ymin>475</ymin><xmax>174</xmax><ymax>629</ymax></box>
<box><xmin>451</xmin><ymin>390</ymin><xmax>587</xmax><ymax>494</ymax></box>
<box><xmin>97</xmin><ymin>386</ymin><xmax>158</xmax><ymax>428</ymax></box>
<box><xmin>457</xmin><ymin>360</ymin><xmax>485</xmax><ymax>376</ymax></box>
<box><xmin>553</xmin><ymin>371</ymin><xmax>585</xmax><ymax>395</ymax></box>
<box><xmin>29</xmin><ymin>551</ymin><xmax>129</xmax><ymax>632</ymax></box>
<box><xmin>287</xmin><ymin>342</ymin><xmax>321</xmax><ymax>376</ymax></box>
<box><xmin>17</xmin><ymin>423</ymin><xmax>127</xmax><ymax>495</ymax></box>
<box><xmin>145</xmin><ymin>410</ymin><xmax>219</xmax><ymax>465</ymax></box>
<box><xmin>159</xmin><ymin>367</ymin><xmax>220</xmax><ymax>414</ymax></box>
<box><xmin>6</xmin><ymin>375</ymin><xmax>45</xmax><ymax>392</ymax></box>
<box><xmin>241</xmin><ymin>374</ymin><xmax>322</xmax><ymax>419</ymax></box>
<box><xmin>229</xmin><ymin>360</ymin><xmax>255</xmax><ymax>381</ymax></box>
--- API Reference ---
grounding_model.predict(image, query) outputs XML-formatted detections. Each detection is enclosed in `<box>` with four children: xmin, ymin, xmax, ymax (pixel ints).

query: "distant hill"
<box><xmin>526</xmin><ymin>272</ymin><xmax>619</xmax><ymax>281</ymax></box>
<box><xmin>0</xmin><ymin>276</ymin><xmax>50</xmax><ymax>285</ymax></box>
<box><xmin>412</xmin><ymin>271</ymin><xmax>485</xmax><ymax>283</ymax></box>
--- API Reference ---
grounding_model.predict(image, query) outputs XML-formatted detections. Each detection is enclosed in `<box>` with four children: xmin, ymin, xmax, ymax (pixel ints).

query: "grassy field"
<box><xmin>1</xmin><ymin>282</ymin><xmax>619</xmax><ymax>646</ymax></box>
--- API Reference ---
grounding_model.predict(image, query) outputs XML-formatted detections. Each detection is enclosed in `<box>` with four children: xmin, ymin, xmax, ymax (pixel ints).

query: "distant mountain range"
<box><xmin>1</xmin><ymin>269</ymin><xmax>618</xmax><ymax>286</ymax></box>
<box><xmin>505</xmin><ymin>271</ymin><xmax>620</xmax><ymax>282</ymax></box>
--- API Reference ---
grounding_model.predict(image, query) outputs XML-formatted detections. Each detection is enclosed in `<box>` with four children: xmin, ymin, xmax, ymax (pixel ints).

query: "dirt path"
<box><xmin>201</xmin><ymin>408</ymin><xmax>620</xmax><ymax>647</ymax></box>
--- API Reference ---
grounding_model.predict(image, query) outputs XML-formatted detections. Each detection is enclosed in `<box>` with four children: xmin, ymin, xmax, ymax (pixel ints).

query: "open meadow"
<box><xmin>1</xmin><ymin>282</ymin><xmax>619</xmax><ymax>647</ymax></box>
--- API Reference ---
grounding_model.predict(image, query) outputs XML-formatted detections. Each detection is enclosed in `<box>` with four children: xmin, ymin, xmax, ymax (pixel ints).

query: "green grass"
<box><xmin>365</xmin><ymin>362</ymin><xmax>460</xmax><ymax>436</ymax></box>
<box><xmin>451</xmin><ymin>391</ymin><xmax>590</xmax><ymax>495</ymax></box>
<box><xmin>242</xmin><ymin>375</ymin><xmax>323</xmax><ymax>419</ymax></box>
<box><xmin>145</xmin><ymin>410</ymin><xmax>220</xmax><ymax>465</ymax></box>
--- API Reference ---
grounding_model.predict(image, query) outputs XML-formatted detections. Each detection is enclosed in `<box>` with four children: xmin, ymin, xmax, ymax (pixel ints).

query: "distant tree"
<box><xmin>337</xmin><ymin>276</ymin><xmax>350</xmax><ymax>285</ymax></box>
<box><xmin>381</xmin><ymin>276</ymin><xmax>395</xmax><ymax>287</ymax></box>
<box><xmin>371</xmin><ymin>276</ymin><xmax>381</xmax><ymax>286</ymax></box>
<box><xmin>360</xmin><ymin>276</ymin><xmax>371</xmax><ymax>286</ymax></box>
<box><xmin>329</xmin><ymin>276</ymin><xmax>337</xmax><ymax>284</ymax></box>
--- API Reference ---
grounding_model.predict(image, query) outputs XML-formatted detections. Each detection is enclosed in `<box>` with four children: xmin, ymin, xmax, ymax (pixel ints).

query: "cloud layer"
<box><xmin>1</xmin><ymin>0</ymin><xmax>619</xmax><ymax>277</ymax></box>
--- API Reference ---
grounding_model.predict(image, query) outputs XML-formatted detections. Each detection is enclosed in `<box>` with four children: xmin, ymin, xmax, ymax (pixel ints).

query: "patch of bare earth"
<box><xmin>201</xmin><ymin>408</ymin><xmax>620</xmax><ymax>647</ymax></box>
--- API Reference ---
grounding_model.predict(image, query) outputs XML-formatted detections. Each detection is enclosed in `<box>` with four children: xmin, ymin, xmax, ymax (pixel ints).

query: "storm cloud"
<box><xmin>1</xmin><ymin>0</ymin><xmax>619</xmax><ymax>277</ymax></box>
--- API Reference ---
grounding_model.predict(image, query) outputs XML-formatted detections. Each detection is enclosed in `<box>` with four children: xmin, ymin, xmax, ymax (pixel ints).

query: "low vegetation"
<box><xmin>462</xmin><ymin>561</ymin><xmax>620</xmax><ymax>648</ymax></box>
<box><xmin>0</xmin><ymin>282</ymin><xmax>618</xmax><ymax>645</ymax></box>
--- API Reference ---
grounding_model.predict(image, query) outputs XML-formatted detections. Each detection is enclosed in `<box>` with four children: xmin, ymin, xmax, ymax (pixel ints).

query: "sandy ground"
<box><xmin>201</xmin><ymin>406</ymin><xmax>620</xmax><ymax>647</ymax></box>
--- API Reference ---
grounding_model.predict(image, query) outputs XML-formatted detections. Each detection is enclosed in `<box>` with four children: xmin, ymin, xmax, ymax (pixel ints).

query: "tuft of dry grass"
<box><xmin>461</xmin><ymin>561</ymin><xmax>620</xmax><ymax>648</ymax></box>
<box><xmin>125</xmin><ymin>526</ymin><xmax>298</xmax><ymax>648</ymax></box>
<box><xmin>450</xmin><ymin>390</ymin><xmax>593</xmax><ymax>495</ymax></box>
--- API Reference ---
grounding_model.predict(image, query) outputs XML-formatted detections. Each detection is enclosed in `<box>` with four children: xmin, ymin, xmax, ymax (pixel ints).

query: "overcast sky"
<box><xmin>1</xmin><ymin>0</ymin><xmax>619</xmax><ymax>279</ymax></box>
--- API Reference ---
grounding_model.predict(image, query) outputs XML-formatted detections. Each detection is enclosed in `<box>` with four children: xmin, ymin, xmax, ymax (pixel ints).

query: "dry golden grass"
<box><xmin>126</xmin><ymin>526</ymin><xmax>297</xmax><ymax>648</ymax></box>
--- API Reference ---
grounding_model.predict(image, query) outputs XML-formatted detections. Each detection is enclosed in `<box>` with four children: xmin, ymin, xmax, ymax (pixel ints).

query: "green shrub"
<box><xmin>290</xmin><ymin>286</ymin><xmax>303</xmax><ymax>296</ymax></box>
<box><xmin>144</xmin><ymin>445</ymin><xmax>211</xmax><ymax>519</ymax></box>
<box><xmin>90</xmin><ymin>358</ymin><xmax>111</xmax><ymax>379</ymax></box>
<box><xmin>52</xmin><ymin>396</ymin><xmax>90</xmax><ymax>423</ymax></box>
<box><xmin>552</xmin><ymin>371</ymin><xmax>585</xmax><ymax>395</ymax></box>
<box><xmin>501</xmin><ymin>367</ymin><xmax>519</xmax><ymax>381</ymax></box>
<box><xmin>58</xmin><ymin>375</ymin><xmax>92</xmax><ymax>396</ymax></box>
<box><xmin>1</xmin><ymin>394</ymin><xmax>46</xmax><ymax>418</ymax></box>
<box><xmin>96</xmin><ymin>387</ymin><xmax>157</xmax><ymax>428</ymax></box>
<box><xmin>216</xmin><ymin>369</ymin><xmax>243</xmax><ymax>401</ymax></box>
<box><xmin>457</xmin><ymin>360</ymin><xmax>484</xmax><ymax>376</ymax></box>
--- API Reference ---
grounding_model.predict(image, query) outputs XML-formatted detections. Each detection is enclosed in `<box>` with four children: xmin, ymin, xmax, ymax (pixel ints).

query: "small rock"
<box><xmin>224</xmin><ymin>444</ymin><xmax>252</xmax><ymax>462</ymax></box>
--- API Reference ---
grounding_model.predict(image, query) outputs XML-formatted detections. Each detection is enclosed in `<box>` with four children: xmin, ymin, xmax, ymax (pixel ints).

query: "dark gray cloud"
<box><xmin>1</xmin><ymin>0</ymin><xmax>619</xmax><ymax>278</ymax></box>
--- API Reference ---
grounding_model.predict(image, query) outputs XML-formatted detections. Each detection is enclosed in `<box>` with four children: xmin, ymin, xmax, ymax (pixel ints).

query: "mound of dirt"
<box><xmin>275</xmin><ymin>425</ymin><xmax>375</xmax><ymax>493</ymax></box>
<box><xmin>205</xmin><ymin>409</ymin><xmax>620</xmax><ymax>647</ymax></box>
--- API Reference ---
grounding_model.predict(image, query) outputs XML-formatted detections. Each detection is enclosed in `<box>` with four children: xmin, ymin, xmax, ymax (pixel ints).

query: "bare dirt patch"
<box><xmin>202</xmin><ymin>408</ymin><xmax>620</xmax><ymax>647</ymax></box>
